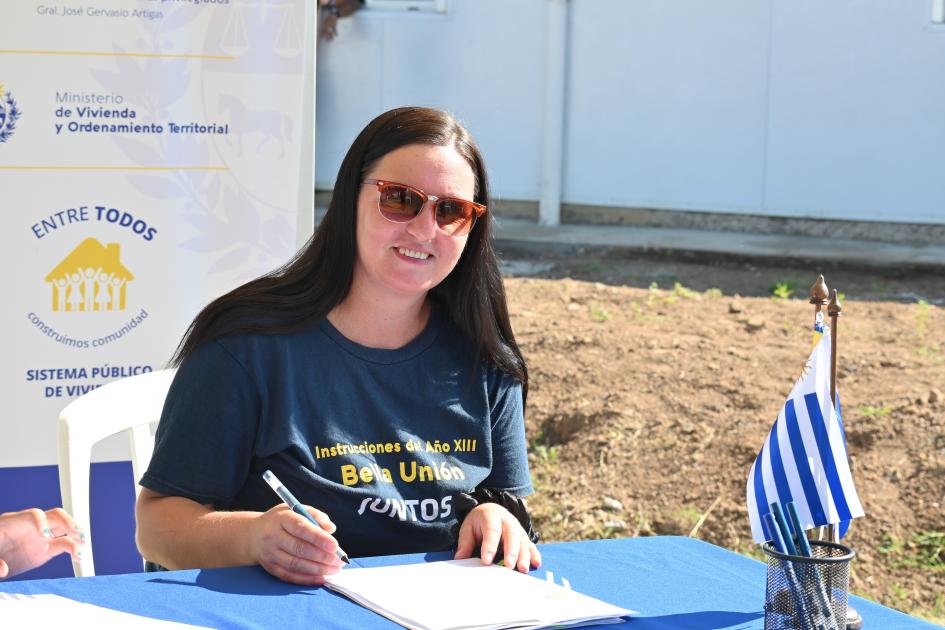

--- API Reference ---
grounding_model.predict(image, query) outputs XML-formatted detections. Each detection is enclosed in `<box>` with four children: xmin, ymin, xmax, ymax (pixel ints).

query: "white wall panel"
<box><xmin>315</xmin><ymin>0</ymin><xmax>547</xmax><ymax>201</ymax></box>
<box><xmin>315</xmin><ymin>0</ymin><xmax>945</xmax><ymax>225</ymax></box>
<box><xmin>565</xmin><ymin>0</ymin><xmax>770</xmax><ymax>213</ymax></box>
<box><xmin>764</xmin><ymin>0</ymin><xmax>945</xmax><ymax>222</ymax></box>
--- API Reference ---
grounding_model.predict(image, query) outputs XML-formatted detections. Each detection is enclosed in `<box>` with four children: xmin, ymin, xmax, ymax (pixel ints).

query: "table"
<box><xmin>0</xmin><ymin>536</ymin><xmax>939</xmax><ymax>629</ymax></box>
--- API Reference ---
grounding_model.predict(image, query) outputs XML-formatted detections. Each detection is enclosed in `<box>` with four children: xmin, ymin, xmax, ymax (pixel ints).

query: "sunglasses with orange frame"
<box><xmin>362</xmin><ymin>179</ymin><xmax>487</xmax><ymax>237</ymax></box>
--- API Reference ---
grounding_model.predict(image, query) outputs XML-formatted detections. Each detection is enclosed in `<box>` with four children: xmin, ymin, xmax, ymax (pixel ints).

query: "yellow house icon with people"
<box><xmin>45</xmin><ymin>238</ymin><xmax>134</xmax><ymax>313</ymax></box>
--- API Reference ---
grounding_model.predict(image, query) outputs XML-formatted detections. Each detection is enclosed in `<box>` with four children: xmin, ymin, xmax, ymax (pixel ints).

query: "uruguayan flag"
<box><xmin>746</xmin><ymin>328</ymin><xmax>864</xmax><ymax>543</ymax></box>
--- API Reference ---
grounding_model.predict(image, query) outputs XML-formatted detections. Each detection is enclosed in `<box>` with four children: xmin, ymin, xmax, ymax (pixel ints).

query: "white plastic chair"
<box><xmin>57</xmin><ymin>368</ymin><xmax>177</xmax><ymax>577</ymax></box>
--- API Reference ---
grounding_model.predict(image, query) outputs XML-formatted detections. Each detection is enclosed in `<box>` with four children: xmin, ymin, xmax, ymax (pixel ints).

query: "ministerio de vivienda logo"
<box><xmin>27</xmin><ymin>205</ymin><xmax>157</xmax><ymax>349</ymax></box>
<box><xmin>0</xmin><ymin>81</ymin><xmax>22</xmax><ymax>143</ymax></box>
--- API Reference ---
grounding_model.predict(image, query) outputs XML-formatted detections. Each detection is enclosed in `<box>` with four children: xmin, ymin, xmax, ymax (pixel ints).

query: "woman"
<box><xmin>136</xmin><ymin>107</ymin><xmax>540</xmax><ymax>586</ymax></box>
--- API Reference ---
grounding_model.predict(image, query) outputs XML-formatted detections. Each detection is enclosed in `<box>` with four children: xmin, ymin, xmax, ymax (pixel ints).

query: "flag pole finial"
<box><xmin>809</xmin><ymin>275</ymin><xmax>829</xmax><ymax>305</ymax></box>
<box><xmin>828</xmin><ymin>289</ymin><xmax>842</xmax><ymax>318</ymax></box>
<box><xmin>828</xmin><ymin>288</ymin><xmax>841</xmax><ymax>406</ymax></box>
<box><xmin>810</xmin><ymin>275</ymin><xmax>830</xmax><ymax>338</ymax></box>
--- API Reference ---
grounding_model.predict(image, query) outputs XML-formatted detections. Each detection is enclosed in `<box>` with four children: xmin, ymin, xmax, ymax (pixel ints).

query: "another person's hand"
<box><xmin>0</xmin><ymin>508</ymin><xmax>84</xmax><ymax>579</ymax></box>
<box><xmin>250</xmin><ymin>503</ymin><xmax>344</xmax><ymax>585</ymax></box>
<box><xmin>454</xmin><ymin>502</ymin><xmax>542</xmax><ymax>573</ymax></box>
<box><xmin>319</xmin><ymin>0</ymin><xmax>364</xmax><ymax>41</ymax></box>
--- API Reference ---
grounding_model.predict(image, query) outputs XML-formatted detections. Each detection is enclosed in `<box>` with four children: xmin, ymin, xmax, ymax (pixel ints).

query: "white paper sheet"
<box><xmin>0</xmin><ymin>593</ymin><xmax>213</xmax><ymax>629</ymax></box>
<box><xmin>326</xmin><ymin>558</ymin><xmax>634</xmax><ymax>630</ymax></box>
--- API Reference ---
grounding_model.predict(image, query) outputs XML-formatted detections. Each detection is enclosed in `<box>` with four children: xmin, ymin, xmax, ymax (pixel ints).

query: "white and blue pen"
<box><xmin>262</xmin><ymin>469</ymin><xmax>350</xmax><ymax>564</ymax></box>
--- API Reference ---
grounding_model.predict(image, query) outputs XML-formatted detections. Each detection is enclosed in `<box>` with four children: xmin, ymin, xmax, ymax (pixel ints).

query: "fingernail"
<box><xmin>506</xmin><ymin>555</ymin><xmax>515</xmax><ymax>567</ymax></box>
<box><xmin>484</xmin><ymin>552</ymin><xmax>494</xmax><ymax>564</ymax></box>
<box><xmin>42</xmin><ymin>528</ymin><xmax>53</xmax><ymax>538</ymax></box>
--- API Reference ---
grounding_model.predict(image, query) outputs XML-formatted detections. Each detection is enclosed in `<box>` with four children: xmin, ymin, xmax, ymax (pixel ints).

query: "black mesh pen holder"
<box><xmin>763</xmin><ymin>540</ymin><xmax>855</xmax><ymax>630</ymax></box>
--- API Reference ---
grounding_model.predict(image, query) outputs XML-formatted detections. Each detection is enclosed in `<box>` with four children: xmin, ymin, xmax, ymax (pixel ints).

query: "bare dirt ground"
<box><xmin>498</xmin><ymin>243</ymin><xmax>945</xmax><ymax>624</ymax></box>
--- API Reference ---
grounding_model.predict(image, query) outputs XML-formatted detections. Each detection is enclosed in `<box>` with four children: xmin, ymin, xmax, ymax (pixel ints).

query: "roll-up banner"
<box><xmin>0</xmin><ymin>0</ymin><xmax>316</xmax><ymax>578</ymax></box>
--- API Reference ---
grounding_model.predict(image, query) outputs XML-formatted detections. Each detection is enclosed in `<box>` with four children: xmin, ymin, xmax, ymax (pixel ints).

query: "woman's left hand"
<box><xmin>454</xmin><ymin>503</ymin><xmax>541</xmax><ymax>573</ymax></box>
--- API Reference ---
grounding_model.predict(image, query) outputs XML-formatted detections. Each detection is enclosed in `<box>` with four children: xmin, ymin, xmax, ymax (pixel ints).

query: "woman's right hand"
<box><xmin>250</xmin><ymin>504</ymin><xmax>344</xmax><ymax>585</ymax></box>
<box><xmin>0</xmin><ymin>508</ymin><xmax>84</xmax><ymax>579</ymax></box>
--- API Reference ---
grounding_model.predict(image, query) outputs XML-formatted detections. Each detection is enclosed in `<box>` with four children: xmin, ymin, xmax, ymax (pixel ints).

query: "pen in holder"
<box><xmin>763</xmin><ymin>540</ymin><xmax>855</xmax><ymax>630</ymax></box>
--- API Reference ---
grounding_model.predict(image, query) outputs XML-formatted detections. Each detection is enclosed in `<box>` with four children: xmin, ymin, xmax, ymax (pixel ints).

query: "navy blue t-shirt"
<box><xmin>141</xmin><ymin>308</ymin><xmax>532</xmax><ymax>558</ymax></box>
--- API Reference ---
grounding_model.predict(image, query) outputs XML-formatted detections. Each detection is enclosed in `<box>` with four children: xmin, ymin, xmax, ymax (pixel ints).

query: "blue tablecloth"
<box><xmin>0</xmin><ymin>536</ymin><xmax>939</xmax><ymax>629</ymax></box>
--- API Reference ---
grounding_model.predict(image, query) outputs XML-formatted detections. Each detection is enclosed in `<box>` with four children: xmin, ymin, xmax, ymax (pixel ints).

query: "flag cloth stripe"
<box><xmin>784</xmin><ymin>399</ymin><xmax>828</xmax><ymax>524</ymax></box>
<box><xmin>792</xmin><ymin>394</ymin><xmax>840</xmax><ymax>523</ymax></box>
<box><xmin>835</xmin><ymin>396</ymin><xmax>847</xmax><ymax>454</ymax></box>
<box><xmin>804</xmin><ymin>393</ymin><xmax>854</xmax><ymax>522</ymax></box>
<box><xmin>836</xmin><ymin>395</ymin><xmax>855</xmax><ymax>537</ymax></box>
<box><xmin>831</xmin><ymin>396</ymin><xmax>863</xmax><ymax>513</ymax></box>
<box><xmin>754</xmin><ymin>447</ymin><xmax>770</xmax><ymax>532</ymax></box>
<box><xmin>750</xmin><ymin>451</ymin><xmax>770</xmax><ymax>541</ymax></box>
<box><xmin>768</xmin><ymin>419</ymin><xmax>795</xmax><ymax>508</ymax></box>
<box><xmin>759</xmin><ymin>436</ymin><xmax>780</xmax><ymax>526</ymax></box>
<box><xmin>776</xmin><ymin>409</ymin><xmax>815</xmax><ymax>527</ymax></box>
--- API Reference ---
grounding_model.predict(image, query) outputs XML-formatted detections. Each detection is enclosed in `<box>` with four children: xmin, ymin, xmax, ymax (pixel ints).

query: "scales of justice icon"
<box><xmin>220</xmin><ymin>1</ymin><xmax>303</xmax><ymax>57</ymax></box>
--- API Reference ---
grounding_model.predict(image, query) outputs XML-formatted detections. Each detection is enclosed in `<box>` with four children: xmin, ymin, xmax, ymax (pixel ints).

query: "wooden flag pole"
<box><xmin>825</xmin><ymin>286</ymin><xmax>862</xmax><ymax>630</ymax></box>
<box><xmin>826</xmin><ymin>289</ymin><xmax>842</xmax><ymax>545</ymax></box>
<box><xmin>809</xmin><ymin>276</ymin><xmax>830</xmax><ymax>544</ymax></box>
<box><xmin>808</xmin><ymin>278</ymin><xmax>861</xmax><ymax>629</ymax></box>
<box><xmin>828</xmin><ymin>289</ymin><xmax>842</xmax><ymax>406</ymax></box>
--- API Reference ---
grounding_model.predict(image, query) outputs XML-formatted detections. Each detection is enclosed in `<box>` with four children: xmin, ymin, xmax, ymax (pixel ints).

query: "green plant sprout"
<box><xmin>770</xmin><ymin>281</ymin><xmax>795</xmax><ymax>300</ymax></box>
<box><xmin>915</xmin><ymin>300</ymin><xmax>941</xmax><ymax>357</ymax></box>
<box><xmin>672</xmin><ymin>282</ymin><xmax>699</xmax><ymax>300</ymax></box>
<box><xmin>859</xmin><ymin>405</ymin><xmax>892</xmax><ymax>418</ymax></box>
<box><xmin>590</xmin><ymin>303</ymin><xmax>612</xmax><ymax>322</ymax></box>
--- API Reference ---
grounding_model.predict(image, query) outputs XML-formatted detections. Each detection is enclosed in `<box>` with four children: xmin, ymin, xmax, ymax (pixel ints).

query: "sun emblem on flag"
<box><xmin>0</xmin><ymin>82</ymin><xmax>23</xmax><ymax>143</ymax></box>
<box><xmin>794</xmin><ymin>357</ymin><xmax>814</xmax><ymax>387</ymax></box>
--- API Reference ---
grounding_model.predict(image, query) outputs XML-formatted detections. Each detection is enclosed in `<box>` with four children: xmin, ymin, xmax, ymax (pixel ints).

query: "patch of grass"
<box><xmin>672</xmin><ymin>282</ymin><xmax>700</xmax><ymax>300</ymax></box>
<box><xmin>647</xmin><ymin>281</ymin><xmax>666</xmax><ymax>306</ymax></box>
<box><xmin>770</xmin><ymin>280</ymin><xmax>796</xmax><ymax>300</ymax></box>
<box><xmin>629</xmin><ymin>301</ymin><xmax>660</xmax><ymax>323</ymax></box>
<box><xmin>528</xmin><ymin>434</ymin><xmax>560</xmax><ymax>494</ymax></box>
<box><xmin>916</xmin><ymin>300</ymin><xmax>931</xmax><ymax>337</ymax></box>
<box><xmin>678</xmin><ymin>506</ymin><xmax>702</xmax><ymax>527</ymax></box>
<box><xmin>595</xmin><ymin>524</ymin><xmax>623</xmax><ymax>540</ymax></box>
<box><xmin>858</xmin><ymin>405</ymin><xmax>892</xmax><ymax>418</ymax></box>
<box><xmin>915</xmin><ymin>300</ymin><xmax>941</xmax><ymax>357</ymax></box>
<box><xmin>646</xmin><ymin>281</ymin><xmax>682</xmax><ymax>306</ymax></box>
<box><xmin>533</xmin><ymin>444</ymin><xmax>559</xmax><ymax>465</ymax></box>
<box><xmin>879</xmin><ymin>530</ymin><xmax>945</xmax><ymax>572</ymax></box>
<box><xmin>915</xmin><ymin>591</ymin><xmax>945</xmax><ymax>625</ymax></box>
<box><xmin>880</xmin><ymin>533</ymin><xmax>904</xmax><ymax>556</ymax></box>
<box><xmin>888</xmin><ymin>582</ymin><xmax>911</xmax><ymax>611</ymax></box>
<box><xmin>870</xmin><ymin>280</ymin><xmax>892</xmax><ymax>293</ymax></box>
<box><xmin>703</xmin><ymin>288</ymin><xmax>723</xmax><ymax>299</ymax></box>
<box><xmin>589</xmin><ymin>303</ymin><xmax>612</xmax><ymax>322</ymax></box>
<box><xmin>530</xmin><ymin>433</ymin><xmax>560</xmax><ymax>467</ymax></box>
<box><xmin>910</xmin><ymin>531</ymin><xmax>945</xmax><ymax>569</ymax></box>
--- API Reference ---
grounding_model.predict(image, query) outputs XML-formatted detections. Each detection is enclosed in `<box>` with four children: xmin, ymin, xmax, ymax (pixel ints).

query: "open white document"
<box><xmin>0</xmin><ymin>593</ymin><xmax>213</xmax><ymax>629</ymax></box>
<box><xmin>325</xmin><ymin>558</ymin><xmax>633</xmax><ymax>630</ymax></box>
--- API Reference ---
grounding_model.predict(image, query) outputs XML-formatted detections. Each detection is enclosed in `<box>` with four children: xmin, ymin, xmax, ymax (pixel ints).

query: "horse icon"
<box><xmin>219</xmin><ymin>94</ymin><xmax>293</xmax><ymax>157</ymax></box>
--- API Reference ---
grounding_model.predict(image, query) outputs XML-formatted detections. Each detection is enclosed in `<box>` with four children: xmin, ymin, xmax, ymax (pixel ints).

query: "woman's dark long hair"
<box><xmin>171</xmin><ymin>106</ymin><xmax>527</xmax><ymax>402</ymax></box>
